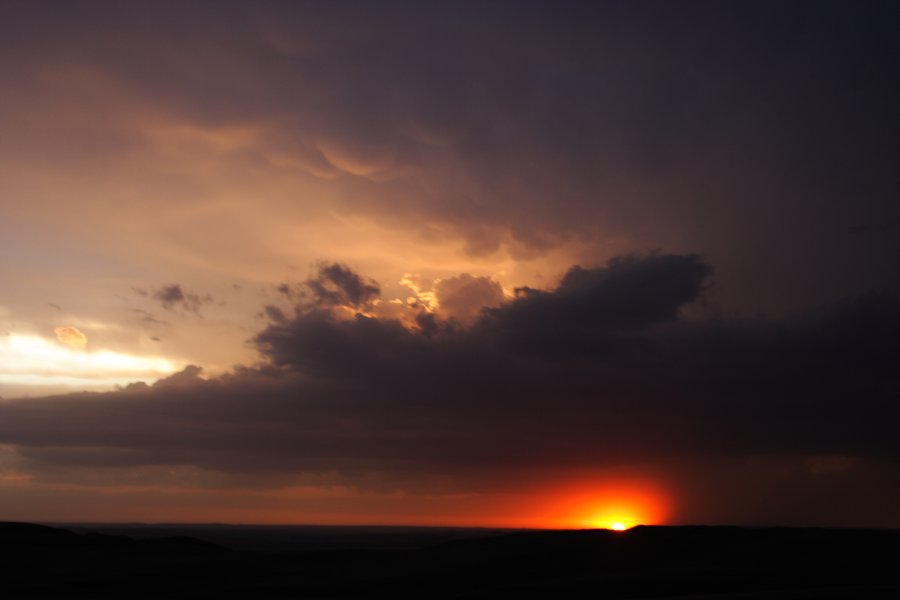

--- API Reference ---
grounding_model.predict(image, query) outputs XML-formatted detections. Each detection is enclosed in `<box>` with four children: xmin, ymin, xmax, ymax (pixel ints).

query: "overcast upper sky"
<box><xmin>0</xmin><ymin>1</ymin><xmax>897</xmax><ymax>528</ymax></box>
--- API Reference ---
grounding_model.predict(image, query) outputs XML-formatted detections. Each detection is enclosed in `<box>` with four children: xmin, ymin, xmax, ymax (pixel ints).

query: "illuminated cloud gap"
<box><xmin>0</xmin><ymin>334</ymin><xmax>176</xmax><ymax>387</ymax></box>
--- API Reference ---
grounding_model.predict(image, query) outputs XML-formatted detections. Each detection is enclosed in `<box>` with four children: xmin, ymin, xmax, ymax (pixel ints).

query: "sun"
<box><xmin>586</xmin><ymin>515</ymin><xmax>637</xmax><ymax>530</ymax></box>
<box><xmin>533</xmin><ymin>478</ymin><xmax>668</xmax><ymax>530</ymax></box>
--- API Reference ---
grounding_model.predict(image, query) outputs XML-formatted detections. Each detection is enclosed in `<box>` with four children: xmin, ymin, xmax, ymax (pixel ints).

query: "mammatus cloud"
<box><xmin>0</xmin><ymin>255</ymin><xmax>896</xmax><ymax>514</ymax></box>
<box><xmin>54</xmin><ymin>326</ymin><xmax>87</xmax><ymax>349</ymax></box>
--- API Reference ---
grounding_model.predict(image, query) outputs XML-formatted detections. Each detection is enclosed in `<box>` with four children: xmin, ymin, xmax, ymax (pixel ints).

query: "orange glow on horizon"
<box><xmin>0</xmin><ymin>475</ymin><xmax>674</xmax><ymax>529</ymax></box>
<box><xmin>515</xmin><ymin>477</ymin><xmax>671</xmax><ymax>530</ymax></box>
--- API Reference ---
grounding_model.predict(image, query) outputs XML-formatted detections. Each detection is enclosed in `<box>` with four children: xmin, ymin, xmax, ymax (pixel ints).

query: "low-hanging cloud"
<box><xmin>0</xmin><ymin>254</ymin><xmax>896</xmax><ymax>495</ymax></box>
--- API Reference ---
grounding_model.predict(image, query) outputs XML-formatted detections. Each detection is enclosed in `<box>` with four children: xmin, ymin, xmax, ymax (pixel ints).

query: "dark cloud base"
<box><xmin>1</xmin><ymin>255</ymin><xmax>896</xmax><ymax>520</ymax></box>
<box><xmin>3</xmin><ymin>1</ymin><xmax>898</xmax><ymax>315</ymax></box>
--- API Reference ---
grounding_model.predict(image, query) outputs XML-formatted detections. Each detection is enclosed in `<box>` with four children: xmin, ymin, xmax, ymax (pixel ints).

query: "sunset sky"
<box><xmin>1</xmin><ymin>1</ymin><xmax>898</xmax><ymax>528</ymax></box>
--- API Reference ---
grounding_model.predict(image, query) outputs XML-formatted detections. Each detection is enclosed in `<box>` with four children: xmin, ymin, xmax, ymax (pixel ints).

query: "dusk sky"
<box><xmin>1</xmin><ymin>1</ymin><xmax>898</xmax><ymax>529</ymax></box>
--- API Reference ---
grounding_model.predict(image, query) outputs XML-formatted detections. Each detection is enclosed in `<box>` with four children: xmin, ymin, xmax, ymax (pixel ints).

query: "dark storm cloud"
<box><xmin>271</xmin><ymin>263</ymin><xmax>381</xmax><ymax>313</ymax></box>
<box><xmin>305</xmin><ymin>263</ymin><xmax>380</xmax><ymax>309</ymax></box>
<box><xmin>2</xmin><ymin>1</ymin><xmax>897</xmax><ymax>312</ymax></box>
<box><xmin>0</xmin><ymin>256</ymin><xmax>896</xmax><ymax>489</ymax></box>
<box><xmin>476</xmin><ymin>254</ymin><xmax>710</xmax><ymax>356</ymax></box>
<box><xmin>0</xmin><ymin>0</ymin><xmax>898</xmax><ymax>517</ymax></box>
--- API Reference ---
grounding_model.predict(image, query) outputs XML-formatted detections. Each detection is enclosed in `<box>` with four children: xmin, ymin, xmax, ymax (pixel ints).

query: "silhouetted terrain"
<box><xmin>59</xmin><ymin>523</ymin><xmax>513</xmax><ymax>552</ymax></box>
<box><xmin>1</xmin><ymin>522</ymin><xmax>898</xmax><ymax>598</ymax></box>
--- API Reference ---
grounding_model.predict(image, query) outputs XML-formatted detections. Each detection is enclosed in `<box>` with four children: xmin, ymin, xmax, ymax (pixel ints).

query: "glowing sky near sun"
<box><xmin>0</xmin><ymin>333</ymin><xmax>176</xmax><ymax>388</ymax></box>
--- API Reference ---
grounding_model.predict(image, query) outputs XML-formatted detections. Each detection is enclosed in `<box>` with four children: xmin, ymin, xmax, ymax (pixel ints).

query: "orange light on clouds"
<box><xmin>54</xmin><ymin>326</ymin><xmax>88</xmax><ymax>349</ymax></box>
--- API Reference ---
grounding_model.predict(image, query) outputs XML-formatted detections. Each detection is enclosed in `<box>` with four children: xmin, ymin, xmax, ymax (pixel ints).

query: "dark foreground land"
<box><xmin>1</xmin><ymin>522</ymin><xmax>898</xmax><ymax>599</ymax></box>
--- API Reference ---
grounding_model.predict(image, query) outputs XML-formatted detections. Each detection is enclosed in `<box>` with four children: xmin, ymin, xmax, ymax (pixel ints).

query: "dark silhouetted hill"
<box><xmin>1</xmin><ymin>522</ymin><xmax>898</xmax><ymax>598</ymax></box>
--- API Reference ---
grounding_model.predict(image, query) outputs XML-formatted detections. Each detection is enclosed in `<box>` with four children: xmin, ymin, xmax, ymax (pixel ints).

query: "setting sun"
<box><xmin>590</xmin><ymin>515</ymin><xmax>639</xmax><ymax>530</ymax></box>
<box><xmin>520</xmin><ymin>476</ymin><xmax>669</xmax><ymax>530</ymax></box>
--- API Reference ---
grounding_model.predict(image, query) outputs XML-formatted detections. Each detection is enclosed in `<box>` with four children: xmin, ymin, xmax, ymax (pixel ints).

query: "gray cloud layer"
<box><xmin>1</xmin><ymin>255</ymin><xmax>896</xmax><ymax>492</ymax></box>
<box><xmin>2</xmin><ymin>1</ymin><xmax>897</xmax><ymax>314</ymax></box>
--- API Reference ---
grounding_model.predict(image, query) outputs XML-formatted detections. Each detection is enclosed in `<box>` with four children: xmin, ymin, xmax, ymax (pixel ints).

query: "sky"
<box><xmin>0</xmin><ymin>0</ymin><xmax>898</xmax><ymax>529</ymax></box>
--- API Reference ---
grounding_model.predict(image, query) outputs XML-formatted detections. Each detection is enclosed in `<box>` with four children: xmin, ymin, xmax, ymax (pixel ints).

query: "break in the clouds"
<box><xmin>1</xmin><ymin>256</ymin><xmax>897</xmax><ymax>525</ymax></box>
<box><xmin>54</xmin><ymin>326</ymin><xmax>87</xmax><ymax>349</ymax></box>
<box><xmin>432</xmin><ymin>274</ymin><xmax>505</xmax><ymax>324</ymax></box>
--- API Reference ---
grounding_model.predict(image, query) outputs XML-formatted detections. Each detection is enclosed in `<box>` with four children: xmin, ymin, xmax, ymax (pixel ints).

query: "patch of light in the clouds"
<box><xmin>54</xmin><ymin>325</ymin><xmax>88</xmax><ymax>348</ymax></box>
<box><xmin>0</xmin><ymin>333</ymin><xmax>177</xmax><ymax>390</ymax></box>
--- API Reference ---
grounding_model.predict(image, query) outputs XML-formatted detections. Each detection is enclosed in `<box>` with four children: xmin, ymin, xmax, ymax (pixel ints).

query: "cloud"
<box><xmin>0</xmin><ymin>255</ymin><xmax>896</xmax><ymax>499</ymax></box>
<box><xmin>54</xmin><ymin>326</ymin><xmax>87</xmax><ymax>349</ymax></box>
<box><xmin>151</xmin><ymin>285</ymin><xmax>212</xmax><ymax>314</ymax></box>
<box><xmin>262</xmin><ymin>305</ymin><xmax>288</xmax><ymax>324</ymax></box>
<box><xmin>433</xmin><ymin>274</ymin><xmax>504</xmax><ymax>324</ymax></box>
<box><xmin>278</xmin><ymin>263</ymin><xmax>381</xmax><ymax>312</ymax></box>
<box><xmin>0</xmin><ymin>4</ymin><xmax>897</xmax><ymax>525</ymax></box>
<box><xmin>132</xmin><ymin>309</ymin><xmax>169</xmax><ymax>326</ymax></box>
<box><xmin>475</xmin><ymin>253</ymin><xmax>711</xmax><ymax>357</ymax></box>
<box><xmin>1</xmin><ymin>1</ymin><xmax>897</xmax><ymax>328</ymax></box>
<box><xmin>303</xmin><ymin>263</ymin><xmax>381</xmax><ymax>310</ymax></box>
